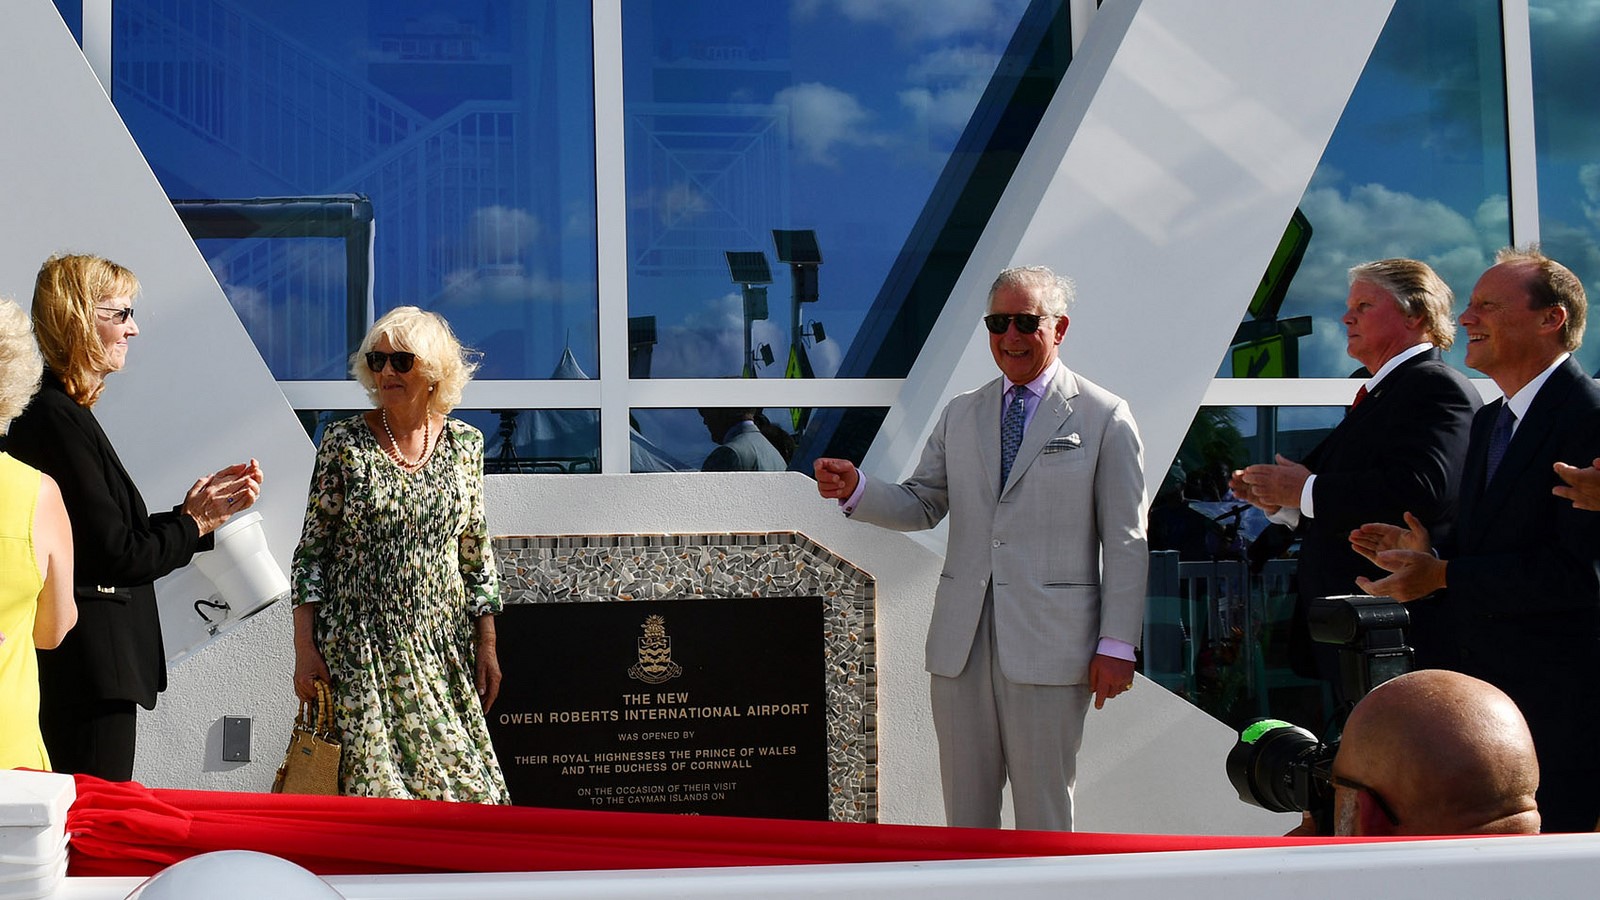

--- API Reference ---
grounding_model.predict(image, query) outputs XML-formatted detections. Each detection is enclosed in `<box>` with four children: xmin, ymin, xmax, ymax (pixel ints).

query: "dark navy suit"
<box><xmin>1442</xmin><ymin>356</ymin><xmax>1600</xmax><ymax>832</ymax></box>
<box><xmin>1290</xmin><ymin>349</ymin><xmax>1479</xmax><ymax>687</ymax></box>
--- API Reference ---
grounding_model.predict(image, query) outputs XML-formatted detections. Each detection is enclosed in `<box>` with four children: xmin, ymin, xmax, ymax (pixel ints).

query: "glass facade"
<box><xmin>1223</xmin><ymin>0</ymin><xmax>1510</xmax><ymax>380</ymax></box>
<box><xmin>1150</xmin><ymin>406</ymin><xmax>1346</xmax><ymax>729</ymax></box>
<box><xmin>631</xmin><ymin>406</ymin><xmax>889</xmax><ymax>473</ymax></box>
<box><xmin>620</xmin><ymin>0</ymin><xmax>1033</xmax><ymax>381</ymax></box>
<box><xmin>1530</xmin><ymin>0</ymin><xmax>1600</xmax><ymax>371</ymax></box>
<box><xmin>300</xmin><ymin>408</ymin><xmax>604</xmax><ymax>474</ymax></box>
<box><xmin>112</xmin><ymin>0</ymin><xmax>599</xmax><ymax>381</ymax></box>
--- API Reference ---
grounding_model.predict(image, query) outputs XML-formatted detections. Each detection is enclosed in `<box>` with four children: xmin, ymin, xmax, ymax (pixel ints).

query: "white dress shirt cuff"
<box><xmin>1097</xmin><ymin>637</ymin><xmax>1135</xmax><ymax>661</ymax></box>
<box><xmin>839</xmin><ymin>472</ymin><xmax>867</xmax><ymax>515</ymax></box>
<box><xmin>1298</xmin><ymin>473</ymin><xmax>1316</xmax><ymax>519</ymax></box>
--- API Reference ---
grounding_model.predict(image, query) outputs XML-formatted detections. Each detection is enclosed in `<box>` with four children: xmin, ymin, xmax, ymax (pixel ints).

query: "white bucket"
<box><xmin>191</xmin><ymin>511</ymin><xmax>289</xmax><ymax>622</ymax></box>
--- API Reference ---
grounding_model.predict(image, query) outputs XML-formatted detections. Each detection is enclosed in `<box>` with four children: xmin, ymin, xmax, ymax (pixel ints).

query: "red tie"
<box><xmin>1351</xmin><ymin>385</ymin><xmax>1369</xmax><ymax>408</ymax></box>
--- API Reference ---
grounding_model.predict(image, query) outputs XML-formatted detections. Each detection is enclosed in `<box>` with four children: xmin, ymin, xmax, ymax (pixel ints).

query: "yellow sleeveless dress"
<box><xmin>0</xmin><ymin>451</ymin><xmax>49</xmax><ymax>770</ymax></box>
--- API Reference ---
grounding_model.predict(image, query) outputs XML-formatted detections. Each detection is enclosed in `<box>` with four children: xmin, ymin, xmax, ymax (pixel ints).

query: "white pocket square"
<box><xmin>1043</xmin><ymin>433</ymin><xmax>1081</xmax><ymax>453</ymax></box>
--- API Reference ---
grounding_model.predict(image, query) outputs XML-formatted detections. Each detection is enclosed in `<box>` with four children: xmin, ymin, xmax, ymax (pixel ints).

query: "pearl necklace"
<box><xmin>381</xmin><ymin>408</ymin><xmax>431</xmax><ymax>469</ymax></box>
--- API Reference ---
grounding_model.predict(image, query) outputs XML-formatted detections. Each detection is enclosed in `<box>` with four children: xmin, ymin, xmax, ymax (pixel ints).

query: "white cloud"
<box><xmin>1527</xmin><ymin>0</ymin><xmax>1600</xmax><ymax>28</ymax></box>
<box><xmin>649</xmin><ymin>290</ymin><xmax>835</xmax><ymax>379</ymax></box>
<box><xmin>654</xmin><ymin>181</ymin><xmax>713</xmax><ymax>227</ymax></box>
<box><xmin>1581</xmin><ymin>163</ymin><xmax>1600</xmax><ymax>228</ymax></box>
<box><xmin>898</xmin><ymin>45</ymin><xmax>997</xmax><ymax>141</ymax></box>
<box><xmin>470</xmin><ymin>205</ymin><xmax>542</xmax><ymax>259</ymax></box>
<box><xmin>775</xmin><ymin>82</ymin><xmax>887</xmax><ymax>166</ymax></box>
<box><xmin>797</xmin><ymin>0</ymin><xmax>1027</xmax><ymax>43</ymax></box>
<box><xmin>438</xmin><ymin>266</ymin><xmax>566</xmax><ymax>307</ymax></box>
<box><xmin>212</xmin><ymin>269</ymin><xmax>271</xmax><ymax>333</ymax></box>
<box><xmin>1273</xmin><ymin>183</ymin><xmax>1501</xmax><ymax>376</ymax></box>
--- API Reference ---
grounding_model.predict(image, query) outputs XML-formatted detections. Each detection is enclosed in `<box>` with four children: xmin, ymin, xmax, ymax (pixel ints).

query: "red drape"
<box><xmin>66</xmin><ymin>775</ymin><xmax>1408</xmax><ymax>878</ymax></box>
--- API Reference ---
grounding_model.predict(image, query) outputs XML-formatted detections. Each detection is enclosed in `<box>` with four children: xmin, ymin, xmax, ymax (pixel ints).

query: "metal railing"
<box><xmin>1145</xmin><ymin>551</ymin><xmax>1328</xmax><ymax>724</ymax></box>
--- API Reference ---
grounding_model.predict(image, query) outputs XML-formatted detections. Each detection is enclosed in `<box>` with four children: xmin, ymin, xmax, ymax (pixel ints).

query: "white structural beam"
<box><xmin>279</xmin><ymin>378</ymin><xmax>907</xmax><ymax>413</ymax></box>
<box><xmin>1502</xmin><ymin>0</ymin><xmax>1540</xmax><ymax>245</ymax></box>
<box><xmin>0</xmin><ymin>0</ymin><xmax>315</xmax><ymax>660</ymax></box>
<box><xmin>865</xmin><ymin>0</ymin><xmax>1396</xmax><ymax>493</ymax></box>
<box><xmin>593</xmin><ymin>0</ymin><xmax>633</xmax><ymax>473</ymax></box>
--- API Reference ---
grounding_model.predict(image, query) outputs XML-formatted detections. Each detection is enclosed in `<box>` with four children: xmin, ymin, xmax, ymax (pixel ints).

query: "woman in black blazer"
<box><xmin>2</xmin><ymin>253</ymin><xmax>263</xmax><ymax>780</ymax></box>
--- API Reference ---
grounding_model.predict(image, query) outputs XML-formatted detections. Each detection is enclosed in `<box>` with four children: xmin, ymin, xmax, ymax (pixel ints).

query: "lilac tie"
<box><xmin>1484</xmin><ymin>403</ymin><xmax>1516</xmax><ymax>485</ymax></box>
<box><xmin>1000</xmin><ymin>385</ymin><xmax>1026</xmax><ymax>489</ymax></box>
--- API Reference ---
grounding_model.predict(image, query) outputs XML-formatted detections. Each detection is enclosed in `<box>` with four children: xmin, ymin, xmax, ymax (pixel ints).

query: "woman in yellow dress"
<box><xmin>0</xmin><ymin>297</ymin><xmax>75</xmax><ymax>770</ymax></box>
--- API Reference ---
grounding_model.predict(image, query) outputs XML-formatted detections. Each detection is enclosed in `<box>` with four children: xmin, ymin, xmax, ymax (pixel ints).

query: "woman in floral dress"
<box><xmin>290</xmin><ymin>306</ymin><xmax>508</xmax><ymax>803</ymax></box>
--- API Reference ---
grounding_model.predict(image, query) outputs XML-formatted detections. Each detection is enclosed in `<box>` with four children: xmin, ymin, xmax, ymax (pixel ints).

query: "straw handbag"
<box><xmin>271</xmin><ymin>680</ymin><xmax>342</xmax><ymax>795</ymax></box>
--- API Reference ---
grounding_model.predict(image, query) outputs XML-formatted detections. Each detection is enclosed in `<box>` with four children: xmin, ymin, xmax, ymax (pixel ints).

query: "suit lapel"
<box><xmin>1306</xmin><ymin>355</ymin><xmax>1429</xmax><ymax>469</ymax></box>
<box><xmin>1474</xmin><ymin>358</ymin><xmax>1580</xmax><ymax>521</ymax></box>
<box><xmin>1354</xmin><ymin>350</ymin><xmax>1437</xmax><ymax>417</ymax></box>
<box><xmin>998</xmin><ymin>365</ymin><xmax>1077</xmax><ymax>501</ymax></box>
<box><xmin>1455</xmin><ymin>399</ymin><xmax>1495</xmax><ymax>545</ymax></box>
<box><xmin>979</xmin><ymin>377</ymin><xmax>1004</xmax><ymax>497</ymax></box>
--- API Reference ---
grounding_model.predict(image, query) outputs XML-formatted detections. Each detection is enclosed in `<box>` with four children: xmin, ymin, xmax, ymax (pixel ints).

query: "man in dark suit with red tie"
<box><xmin>1353</xmin><ymin>246</ymin><xmax>1600</xmax><ymax>832</ymax></box>
<box><xmin>1230</xmin><ymin>259</ymin><xmax>1479</xmax><ymax>698</ymax></box>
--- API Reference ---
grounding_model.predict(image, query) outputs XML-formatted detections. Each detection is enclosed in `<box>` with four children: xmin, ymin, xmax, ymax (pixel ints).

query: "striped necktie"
<box><xmin>1000</xmin><ymin>385</ymin><xmax>1026</xmax><ymax>489</ymax></box>
<box><xmin>1484</xmin><ymin>403</ymin><xmax>1516</xmax><ymax>485</ymax></box>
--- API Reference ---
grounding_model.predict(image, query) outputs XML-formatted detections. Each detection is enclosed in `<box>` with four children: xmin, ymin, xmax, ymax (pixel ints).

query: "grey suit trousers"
<box><xmin>930</xmin><ymin>591</ymin><xmax>1092</xmax><ymax>831</ymax></box>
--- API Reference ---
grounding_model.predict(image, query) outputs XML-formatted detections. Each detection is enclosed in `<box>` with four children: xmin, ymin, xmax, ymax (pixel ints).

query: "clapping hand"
<box><xmin>1350</xmin><ymin>512</ymin><xmax>1444</xmax><ymax>602</ymax></box>
<box><xmin>182</xmin><ymin>458</ymin><xmax>264</xmax><ymax>535</ymax></box>
<box><xmin>1553</xmin><ymin>458</ymin><xmax>1600</xmax><ymax>511</ymax></box>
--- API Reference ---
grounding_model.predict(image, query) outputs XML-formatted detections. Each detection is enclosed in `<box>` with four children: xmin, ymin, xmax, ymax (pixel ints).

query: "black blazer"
<box><xmin>1290</xmin><ymin>349</ymin><xmax>1479</xmax><ymax>672</ymax></box>
<box><xmin>1443</xmin><ymin>356</ymin><xmax>1600</xmax><ymax>777</ymax></box>
<box><xmin>2</xmin><ymin>372</ymin><xmax>209</xmax><ymax>709</ymax></box>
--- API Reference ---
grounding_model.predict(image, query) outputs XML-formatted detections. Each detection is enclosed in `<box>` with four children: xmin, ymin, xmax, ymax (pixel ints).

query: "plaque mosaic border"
<box><xmin>493</xmin><ymin>532</ymin><xmax>878</xmax><ymax>822</ymax></box>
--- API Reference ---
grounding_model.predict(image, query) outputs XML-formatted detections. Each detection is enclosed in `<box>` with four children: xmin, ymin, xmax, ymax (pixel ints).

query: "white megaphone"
<box><xmin>189</xmin><ymin>511</ymin><xmax>290</xmax><ymax>635</ymax></box>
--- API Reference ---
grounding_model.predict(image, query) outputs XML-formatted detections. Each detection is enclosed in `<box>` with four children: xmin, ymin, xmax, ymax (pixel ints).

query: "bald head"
<box><xmin>1332</xmin><ymin>670</ymin><xmax>1539</xmax><ymax>835</ymax></box>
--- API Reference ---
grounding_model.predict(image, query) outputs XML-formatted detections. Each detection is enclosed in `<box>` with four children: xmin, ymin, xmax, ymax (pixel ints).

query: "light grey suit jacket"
<box><xmin>854</xmin><ymin>364</ymin><xmax>1147</xmax><ymax>685</ymax></box>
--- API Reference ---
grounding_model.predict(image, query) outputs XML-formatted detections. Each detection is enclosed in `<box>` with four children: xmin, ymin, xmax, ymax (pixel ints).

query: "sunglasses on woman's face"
<box><xmin>982</xmin><ymin>313</ymin><xmax>1046</xmax><ymax>335</ymax></box>
<box><xmin>365</xmin><ymin>350</ymin><xmax>417</xmax><ymax>374</ymax></box>
<box><xmin>96</xmin><ymin>306</ymin><xmax>135</xmax><ymax>324</ymax></box>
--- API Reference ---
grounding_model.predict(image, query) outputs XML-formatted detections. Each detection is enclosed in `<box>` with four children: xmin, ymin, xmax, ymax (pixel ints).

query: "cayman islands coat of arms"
<box><xmin>627</xmin><ymin>614</ymin><xmax>682</xmax><ymax>684</ymax></box>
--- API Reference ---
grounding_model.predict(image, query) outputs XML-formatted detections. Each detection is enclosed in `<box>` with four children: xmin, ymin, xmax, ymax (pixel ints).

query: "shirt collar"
<box><xmin>1011</xmin><ymin>357</ymin><xmax>1060</xmax><ymax>400</ymax></box>
<box><xmin>1502</xmin><ymin>352</ymin><xmax>1570</xmax><ymax>422</ymax></box>
<box><xmin>1365</xmin><ymin>343</ymin><xmax>1433</xmax><ymax>390</ymax></box>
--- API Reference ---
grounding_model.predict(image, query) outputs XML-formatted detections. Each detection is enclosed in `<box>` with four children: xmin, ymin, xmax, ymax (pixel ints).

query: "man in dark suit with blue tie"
<box><xmin>1230</xmin><ymin>259</ymin><xmax>1479</xmax><ymax>696</ymax></box>
<box><xmin>1354</xmin><ymin>246</ymin><xmax>1600</xmax><ymax>832</ymax></box>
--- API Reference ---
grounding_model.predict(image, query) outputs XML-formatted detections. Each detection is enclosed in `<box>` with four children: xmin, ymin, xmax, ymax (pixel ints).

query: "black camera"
<box><xmin>1225</xmin><ymin>595</ymin><xmax>1413</xmax><ymax>831</ymax></box>
<box><xmin>1226</xmin><ymin>718</ymin><xmax>1331</xmax><ymax>817</ymax></box>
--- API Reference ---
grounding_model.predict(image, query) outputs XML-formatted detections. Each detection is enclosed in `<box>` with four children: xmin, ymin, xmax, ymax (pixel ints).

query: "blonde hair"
<box><xmin>0</xmin><ymin>298</ymin><xmax>43</xmax><ymax>433</ymax></box>
<box><xmin>1349</xmin><ymin>258</ymin><xmax>1457</xmax><ymax>350</ymax></box>
<box><xmin>351</xmin><ymin>306</ymin><xmax>479</xmax><ymax>414</ymax></box>
<box><xmin>31</xmin><ymin>253</ymin><xmax>140</xmax><ymax>407</ymax></box>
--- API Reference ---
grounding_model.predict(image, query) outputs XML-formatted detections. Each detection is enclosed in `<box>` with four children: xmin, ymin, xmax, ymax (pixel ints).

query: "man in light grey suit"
<box><xmin>815</xmin><ymin>265</ymin><xmax>1148</xmax><ymax>830</ymax></box>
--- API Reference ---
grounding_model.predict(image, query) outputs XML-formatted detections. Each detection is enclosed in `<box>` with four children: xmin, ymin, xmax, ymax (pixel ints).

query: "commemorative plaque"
<box><xmin>489</xmin><ymin>595</ymin><xmax>829</xmax><ymax>819</ymax></box>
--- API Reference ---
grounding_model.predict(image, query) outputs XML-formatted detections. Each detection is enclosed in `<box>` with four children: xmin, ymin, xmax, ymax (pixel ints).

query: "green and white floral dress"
<box><xmin>291</xmin><ymin>415</ymin><xmax>509</xmax><ymax>804</ymax></box>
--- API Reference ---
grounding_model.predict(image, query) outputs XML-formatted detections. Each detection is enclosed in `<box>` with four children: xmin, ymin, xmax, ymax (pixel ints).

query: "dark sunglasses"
<box><xmin>982</xmin><ymin>313</ymin><xmax>1046</xmax><ymax>335</ymax></box>
<box><xmin>1325</xmin><ymin>772</ymin><xmax>1400</xmax><ymax>826</ymax></box>
<box><xmin>365</xmin><ymin>350</ymin><xmax>417</xmax><ymax>374</ymax></box>
<box><xmin>96</xmin><ymin>306</ymin><xmax>135</xmax><ymax>324</ymax></box>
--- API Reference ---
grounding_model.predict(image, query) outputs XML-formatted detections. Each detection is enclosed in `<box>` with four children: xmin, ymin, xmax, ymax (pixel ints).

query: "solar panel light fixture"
<box><xmin>724</xmin><ymin>251</ymin><xmax>773</xmax><ymax>285</ymax></box>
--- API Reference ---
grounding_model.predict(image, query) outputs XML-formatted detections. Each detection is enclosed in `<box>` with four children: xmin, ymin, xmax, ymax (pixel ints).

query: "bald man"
<box><xmin>1330</xmin><ymin>670</ymin><xmax>1540</xmax><ymax>836</ymax></box>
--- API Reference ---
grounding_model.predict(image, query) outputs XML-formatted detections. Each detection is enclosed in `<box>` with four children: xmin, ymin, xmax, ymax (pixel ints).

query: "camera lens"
<box><xmin>1226</xmin><ymin>719</ymin><xmax>1326</xmax><ymax>813</ymax></box>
